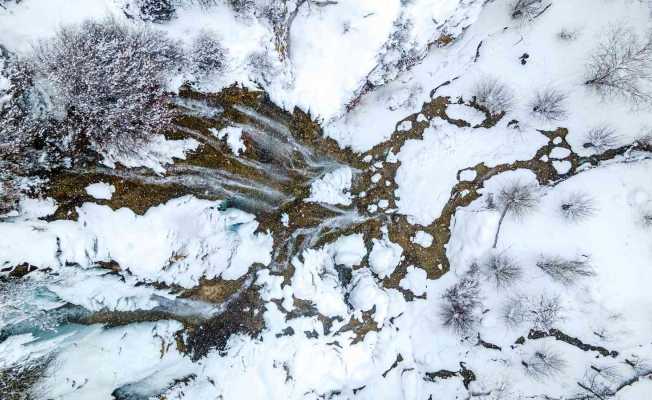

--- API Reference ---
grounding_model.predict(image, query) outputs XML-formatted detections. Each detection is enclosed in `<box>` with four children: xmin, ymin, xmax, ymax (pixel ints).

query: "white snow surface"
<box><xmin>2</xmin><ymin>1</ymin><xmax>652</xmax><ymax>399</ymax></box>
<box><xmin>84</xmin><ymin>182</ymin><xmax>115</xmax><ymax>200</ymax></box>
<box><xmin>0</xmin><ymin>196</ymin><xmax>273</xmax><ymax>287</ymax></box>
<box><xmin>305</xmin><ymin>166</ymin><xmax>353</xmax><ymax>206</ymax></box>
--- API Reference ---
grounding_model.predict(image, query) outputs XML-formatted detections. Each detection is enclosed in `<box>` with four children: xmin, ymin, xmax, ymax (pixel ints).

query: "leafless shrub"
<box><xmin>501</xmin><ymin>295</ymin><xmax>529</xmax><ymax>328</ymax></box>
<box><xmin>492</xmin><ymin>181</ymin><xmax>539</xmax><ymax>248</ymax></box>
<box><xmin>522</xmin><ymin>347</ymin><xmax>567</xmax><ymax>380</ymax></box>
<box><xmin>536</xmin><ymin>255</ymin><xmax>595</xmax><ymax>285</ymax></box>
<box><xmin>559</xmin><ymin>192</ymin><xmax>596</xmax><ymax>222</ymax></box>
<box><xmin>481</xmin><ymin>252</ymin><xmax>523</xmax><ymax>289</ymax></box>
<box><xmin>189</xmin><ymin>30</ymin><xmax>227</xmax><ymax>79</ymax></box>
<box><xmin>510</xmin><ymin>0</ymin><xmax>549</xmax><ymax>20</ymax></box>
<box><xmin>530</xmin><ymin>294</ymin><xmax>563</xmax><ymax>330</ymax></box>
<box><xmin>558</xmin><ymin>28</ymin><xmax>579</xmax><ymax>41</ymax></box>
<box><xmin>585</xmin><ymin>25</ymin><xmax>652</xmax><ymax>106</ymax></box>
<box><xmin>530</xmin><ymin>88</ymin><xmax>567</xmax><ymax>121</ymax></box>
<box><xmin>439</xmin><ymin>277</ymin><xmax>481</xmax><ymax>335</ymax></box>
<box><xmin>471</xmin><ymin>77</ymin><xmax>514</xmax><ymax>116</ymax></box>
<box><xmin>582</xmin><ymin>126</ymin><xmax>619</xmax><ymax>152</ymax></box>
<box><xmin>32</xmin><ymin>18</ymin><xmax>182</xmax><ymax>160</ymax></box>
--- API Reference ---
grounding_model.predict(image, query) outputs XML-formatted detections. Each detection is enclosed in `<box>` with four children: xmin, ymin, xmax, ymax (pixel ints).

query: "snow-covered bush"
<box><xmin>530</xmin><ymin>294</ymin><xmax>562</xmax><ymax>330</ymax></box>
<box><xmin>439</xmin><ymin>277</ymin><xmax>481</xmax><ymax>335</ymax></box>
<box><xmin>582</xmin><ymin>126</ymin><xmax>619</xmax><ymax>152</ymax></box>
<box><xmin>510</xmin><ymin>0</ymin><xmax>549</xmax><ymax>20</ymax></box>
<box><xmin>585</xmin><ymin>26</ymin><xmax>652</xmax><ymax>106</ymax></box>
<box><xmin>558</xmin><ymin>192</ymin><xmax>596</xmax><ymax>222</ymax></box>
<box><xmin>189</xmin><ymin>30</ymin><xmax>227</xmax><ymax>79</ymax></box>
<box><xmin>480</xmin><ymin>252</ymin><xmax>522</xmax><ymax>289</ymax></box>
<box><xmin>471</xmin><ymin>77</ymin><xmax>514</xmax><ymax>116</ymax></box>
<box><xmin>123</xmin><ymin>0</ymin><xmax>176</xmax><ymax>23</ymax></box>
<box><xmin>490</xmin><ymin>181</ymin><xmax>539</xmax><ymax>248</ymax></box>
<box><xmin>522</xmin><ymin>347</ymin><xmax>567</xmax><ymax>380</ymax></box>
<box><xmin>536</xmin><ymin>255</ymin><xmax>594</xmax><ymax>285</ymax></box>
<box><xmin>530</xmin><ymin>88</ymin><xmax>567</xmax><ymax>121</ymax></box>
<box><xmin>32</xmin><ymin>18</ymin><xmax>182</xmax><ymax>160</ymax></box>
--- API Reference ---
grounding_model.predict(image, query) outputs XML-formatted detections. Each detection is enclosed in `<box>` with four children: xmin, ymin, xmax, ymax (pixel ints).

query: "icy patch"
<box><xmin>85</xmin><ymin>182</ymin><xmax>115</xmax><ymax>200</ymax></box>
<box><xmin>305</xmin><ymin>167</ymin><xmax>353</xmax><ymax>206</ymax></box>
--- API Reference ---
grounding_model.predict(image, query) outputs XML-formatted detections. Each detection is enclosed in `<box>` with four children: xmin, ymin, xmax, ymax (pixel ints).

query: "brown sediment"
<box><xmin>36</xmin><ymin>82</ymin><xmax>651</xmax><ymax>352</ymax></box>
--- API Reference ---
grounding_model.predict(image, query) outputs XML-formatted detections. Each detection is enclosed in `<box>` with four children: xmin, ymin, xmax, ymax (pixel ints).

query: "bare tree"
<box><xmin>582</xmin><ymin>126</ymin><xmax>619</xmax><ymax>152</ymax></box>
<box><xmin>32</xmin><ymin>18</ymin><xmax>182</xmax><ymax>160</ymax></box>
<box><xmin>439</xmin><ymin>277</ymin><xmax>482</xmax><ymax>335</ymax></box>
<box><xmin>481</xmin><ymin>252</ymin><xmax>522</xmax><ymax>289</ymax></box>
<box><xmin>491</xmin><ymin>181</ymin><xmax>539</xmax><ymax>248</ymax></box>
<box><xmin>511</xmin><ymin>0</ymin><xmax>550</xmax><ymax>20</ymax></box>
<box><xmin>530</xmin><ymin>294</ymin><xmax>563</xmax><ymax>330</ymax></box>
<box><xmin>537</xmin><ymin>255</ymin><xmax>595</xmax><ymax>286</ymax></box>
<box><xmin>585</xmin><ymin>26</ymin><xmax>652</xmax><ymax>106</ymax></box>
<box><xmin>471</xmin><ymin>77</ymin><xmax>514</xmax><ymax>116</ymax></box>
<box><xmin>530</xmin><ymin>88</ymin><xmax>567</xmax><ymax>121</ymax></box>
<box><xmin>559</xmin><ymin>192</ymin><xmax>596</xmax><ymax>222</ymax></box>
<box><xmin>522</xmin><ymin>347</ymin><xmax>567</xmax><ymax>380</ymax></box>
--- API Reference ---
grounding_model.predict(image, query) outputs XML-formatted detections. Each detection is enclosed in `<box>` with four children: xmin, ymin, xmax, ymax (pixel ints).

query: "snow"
<box><xmin>210</xmin><ymin>126</ymin><xmax>246</xmax><ymax>155</ymax></box>
<box><xmin>459</xmin><ymin>168</ymin><xmax>477</xmax><ymax>182</ymax></box>
<box><xmin>84</xmin><ymin>182</ymin><xmax>115</xmax><ymax>200</ymax></box>
<box><xmin>326</xmin><ymin>233</ymin><xmax>367</xmax><ymax>268</ymax></box>
<box><xmin>399</xmin><ymin>265</ymin><xmax>428</xmax><ymax>296</ymax></box>
<box><xmin>0</xmin><ymin>196</ymin><xmax>273</xmax><ymax>287</ymax></box>
<box><xmin>3</xmin><ymin>0</ymin><xmax>652</xmax><ymax>399</ymax></box>
<box><xmin>290</xmin><ymin>248</ymin><xmax>348</xmax><ymax>318</ymax></box>
<box><xmin>368</xmin><ymin>228</ymin><xmax>403</xmax><ymax>279</ymax></box>
<box><xmin>100</xmin><ymin>134</ymin><xmax>200</xmax><ymax>174</ymax></box>
<box><xmin>412</xmin><ymin>230</ymin><xmax>433</xmax><ymax>247</ymax></box>
<box><xmin>305</xmin><ymin>166</ymin><xmax>353</xmax><ymax>206</ymax></box>
<box><xmin>396</xmin><ymin>117</ymin><xmax>547</xmax><ymax>225</ymax></box>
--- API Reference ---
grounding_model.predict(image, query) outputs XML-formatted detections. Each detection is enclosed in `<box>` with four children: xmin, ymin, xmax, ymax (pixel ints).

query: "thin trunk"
<box><xmin>492</xmin><ymin>206</ymin><xmax>509</xmax><ymax>249</ymax></box>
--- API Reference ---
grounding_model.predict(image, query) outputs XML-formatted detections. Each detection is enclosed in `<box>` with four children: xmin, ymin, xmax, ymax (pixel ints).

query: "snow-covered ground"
<box><xmin>1</xmin><ymin>0</ymin><xmax>652</xmax><ymax>399</ymax></box>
